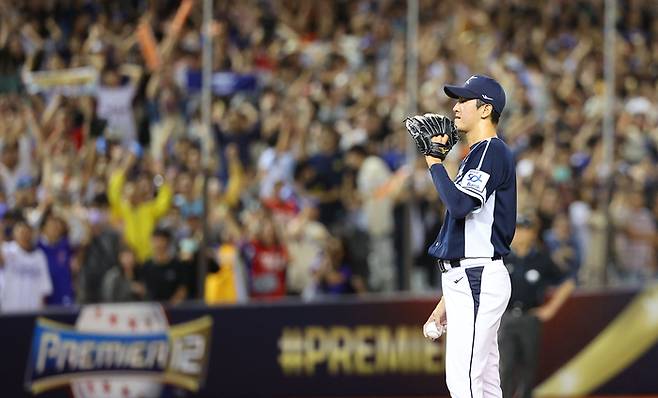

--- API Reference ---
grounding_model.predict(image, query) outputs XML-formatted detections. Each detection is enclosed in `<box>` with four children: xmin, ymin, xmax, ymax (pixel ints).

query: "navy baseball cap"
<box><xmin>444</xmin><ymin>74</ymin><xmax>506</xmax><ymax>116</ymax></box>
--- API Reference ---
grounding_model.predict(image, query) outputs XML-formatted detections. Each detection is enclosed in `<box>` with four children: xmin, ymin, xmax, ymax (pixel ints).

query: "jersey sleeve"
<box><xmin>454</xmin><ymin>139</ymin><xmax>509</xmax><ymax>213</ymax></box>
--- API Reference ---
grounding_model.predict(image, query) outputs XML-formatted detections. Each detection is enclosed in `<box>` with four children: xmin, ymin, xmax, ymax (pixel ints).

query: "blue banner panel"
<box><xmin>0</xmin><ymin>289</ymin><xmax>653</xmax><ymax>398</ymax></box>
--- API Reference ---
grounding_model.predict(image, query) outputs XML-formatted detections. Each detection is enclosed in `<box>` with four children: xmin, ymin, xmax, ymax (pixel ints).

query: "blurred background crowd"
<box><xmin>0</xmin><ymin>0</ymin><xmax>656</xmax><ymax>313</ymax></box>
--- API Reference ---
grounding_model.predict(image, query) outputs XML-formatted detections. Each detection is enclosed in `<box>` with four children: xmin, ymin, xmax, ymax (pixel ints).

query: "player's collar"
<box><xmin>469</xmin><ymin>135</ymin><xmax>499</xmax><ymax>149</ymax></box>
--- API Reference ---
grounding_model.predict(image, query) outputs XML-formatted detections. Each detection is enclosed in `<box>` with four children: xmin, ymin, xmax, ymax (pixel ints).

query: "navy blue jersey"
<box><xmin>428</xmin><ymin>137</ymin><xmax>516</xmax><ymax>260</ymax></box>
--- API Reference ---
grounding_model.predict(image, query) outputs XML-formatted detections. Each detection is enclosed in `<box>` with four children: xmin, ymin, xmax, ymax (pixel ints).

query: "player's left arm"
<box><xmin>38</xmin><ymin>252</ymin><xmax>54</xmax><ymax>300</ymax></box>
<box><xmin>533</xmin><ymin>278</ymin><xmax>575</xmax><ymax>322</ymax></box>
<box><xmin>423</xmin><ymin>295</ymin><xmax>447</xmax><ymax>341</ymax></box>
<box><xmin>534</xmin><ymin>252</ymin><xmax>577</xmax><ymax>321</ymax></box>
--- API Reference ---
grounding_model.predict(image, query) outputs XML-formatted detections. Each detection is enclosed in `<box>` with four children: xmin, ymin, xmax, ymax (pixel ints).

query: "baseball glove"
<box><xmin>404</xmin><ymin>113</ymin><xmax>459</xmax><ymax>160</ymax></box>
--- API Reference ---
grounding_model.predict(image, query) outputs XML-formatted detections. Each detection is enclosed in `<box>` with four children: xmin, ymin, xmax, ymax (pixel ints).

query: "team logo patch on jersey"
<box><xmin>25</xmin><ymin>303</ymin><xmax>213</xmax><ymax>397</ymax></box>
<box><xmin>459</xmin><ymin>169</ymin><xmax>490</xmax><ymax>193</ymax></box>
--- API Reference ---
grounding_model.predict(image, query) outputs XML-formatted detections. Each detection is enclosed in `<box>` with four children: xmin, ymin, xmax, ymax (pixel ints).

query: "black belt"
<box><xmin>507</xmin><ymin>302</ymin><xmax>534</xmax><ymax>317</ymax></box>
<box><xmin>437</xmin><ymin>256</ymin><xmax>502</xmax><ymax>273</ymax></box>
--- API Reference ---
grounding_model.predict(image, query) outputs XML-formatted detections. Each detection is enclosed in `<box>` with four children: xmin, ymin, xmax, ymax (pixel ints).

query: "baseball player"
<box><xmin>404</xmin><ymin>74</ymin><xmax>516</xmax><ymax>398</ymax></box>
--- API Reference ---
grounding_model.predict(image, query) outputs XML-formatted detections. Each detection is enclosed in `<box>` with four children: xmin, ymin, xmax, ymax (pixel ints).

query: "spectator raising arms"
<box><xmin>108</xmin><ymin>150</ymin><xmax>172</xmax><ymax>263</ymax></box>
<box><xmin>0</xmin><ymin>0</ymin><xmax>655</xmax><ymax>307</ymax></box>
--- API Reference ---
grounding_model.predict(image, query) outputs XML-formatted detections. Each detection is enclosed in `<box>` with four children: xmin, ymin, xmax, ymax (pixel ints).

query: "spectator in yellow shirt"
<box><xmin>108</xmin><ymin>149</ymin><xmax>172</xmax><ymax>262</ymax></box>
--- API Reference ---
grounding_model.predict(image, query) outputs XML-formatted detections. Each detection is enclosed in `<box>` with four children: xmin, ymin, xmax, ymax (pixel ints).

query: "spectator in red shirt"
<box><xmin>242</xmin><ymin>214</ymin><xmax>288</xmax><ymax>299</ymax></box>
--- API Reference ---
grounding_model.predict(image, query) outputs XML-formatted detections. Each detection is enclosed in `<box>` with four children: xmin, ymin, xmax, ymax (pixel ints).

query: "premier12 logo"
<box><xmin>25</xmin><ymin>304</ymin><xmax>212</xmax><ymax>398</ymax></box>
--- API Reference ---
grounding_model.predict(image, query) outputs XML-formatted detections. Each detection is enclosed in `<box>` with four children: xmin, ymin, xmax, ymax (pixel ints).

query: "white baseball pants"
<box><xmin>441</xmin><ymin>259</ymin><xmax>511</xmax><ymax>398</ymax></box>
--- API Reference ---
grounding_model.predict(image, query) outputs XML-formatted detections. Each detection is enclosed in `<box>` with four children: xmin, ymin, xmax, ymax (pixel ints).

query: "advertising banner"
<box><xmin>23</xmin><ymin>67</ymin><xmax>98</xmax><ymax>97</ymax></box>
<box><xmin>0</xmin><ymin>287</ymin><xmax>656</xmax><ymax>397</ymax></box>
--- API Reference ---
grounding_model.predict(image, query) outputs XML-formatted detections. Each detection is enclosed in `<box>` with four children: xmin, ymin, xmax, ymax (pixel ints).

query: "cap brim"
<box><xmin>444</xmin><ymin>85</ymin><xmax>478</xmax><ymax>100</ymax></box>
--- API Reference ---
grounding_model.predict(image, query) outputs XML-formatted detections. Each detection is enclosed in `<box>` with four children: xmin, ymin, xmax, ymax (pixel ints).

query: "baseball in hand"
<box><xmin>423</xmin><ymin>321</ymin><xmax>445</xmax><ymax>340</ymax></box>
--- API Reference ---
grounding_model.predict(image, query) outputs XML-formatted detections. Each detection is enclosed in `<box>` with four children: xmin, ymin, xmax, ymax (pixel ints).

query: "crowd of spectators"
<box><xmin>0</xmin><ymin>0</ymin><xmax>656</xmax><ymax>312</ymax></box>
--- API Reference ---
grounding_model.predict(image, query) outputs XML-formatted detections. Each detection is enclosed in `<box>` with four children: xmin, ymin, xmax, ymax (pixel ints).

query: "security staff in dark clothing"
<box><xmin>499</xmin><ymin>215</ymin><xmax>575</xmax><ymax>398</ymax></box>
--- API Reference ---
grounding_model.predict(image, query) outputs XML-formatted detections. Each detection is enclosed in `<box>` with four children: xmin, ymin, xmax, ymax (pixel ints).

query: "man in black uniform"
<box><xmin>499</xmin><ymin>215</ymin><xmax>576</xmax><ymax>398</ymax></box>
